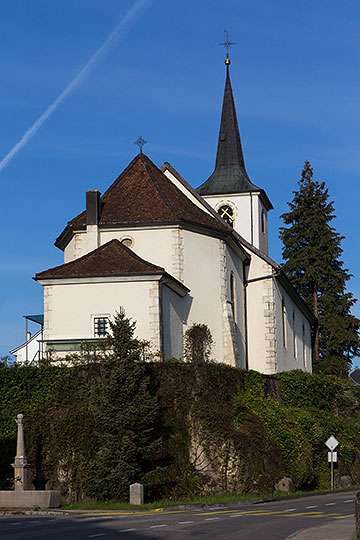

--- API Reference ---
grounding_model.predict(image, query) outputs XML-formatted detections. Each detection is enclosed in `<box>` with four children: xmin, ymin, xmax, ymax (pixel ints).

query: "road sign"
<box><xmin>325</xmin><ymin>436</ymin><xmax>339</xmax><ymax>451</ymax></box>
<box><xmin>328</xmin><ymin>451</ymin><xmax>338</xmax><ymax>462</ymax></box>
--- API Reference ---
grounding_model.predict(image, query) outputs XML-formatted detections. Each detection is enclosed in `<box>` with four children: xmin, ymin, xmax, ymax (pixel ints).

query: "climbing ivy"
<box><xmin>1</xmin><ymin>362</ymin><xmax>360</xmax><ymax>499</ymax></box>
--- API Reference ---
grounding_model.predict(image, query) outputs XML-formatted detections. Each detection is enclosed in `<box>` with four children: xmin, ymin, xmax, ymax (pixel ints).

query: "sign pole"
<box><xmin>330</xmin><ymin>450</ymin><xmax>334</xmax><ymax>490</ymax></box>
<box><xmin>325</xmin><ymin>436</ymin><xmax>339</xmax><ymax>491</ymax></box>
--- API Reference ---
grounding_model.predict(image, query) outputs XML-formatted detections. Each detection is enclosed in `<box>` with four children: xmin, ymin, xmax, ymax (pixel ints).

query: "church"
<box><xmin>11</xmin><ymin>55</ymin><xmax>316</xmax><ymax>374</ymax></box>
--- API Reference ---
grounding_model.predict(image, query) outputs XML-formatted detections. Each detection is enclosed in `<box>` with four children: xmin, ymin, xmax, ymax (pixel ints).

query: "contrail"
<box><xmin>0</xmin><ymin>0</ymin><xmax>151</xmax><ymax>174</ymax></box>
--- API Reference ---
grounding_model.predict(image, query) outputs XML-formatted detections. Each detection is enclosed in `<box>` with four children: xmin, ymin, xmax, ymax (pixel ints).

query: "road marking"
<box><xmin>150</xmin><ymin>524</ymin><xmax>167</xmax><ymax>528</ymax></box>
<box><xmin>325</xmin><ymin>503</ymin><xmax>336</xmax><ymax>506</ymax></box>
<box><xmin>205</xmin><ymin>517</ymin><xmax>220</xmax><ymax>521</ymax></box>
<box><xmin>230</xmin><ymin>514</ymin><xmax>244</xmax><ymax>517</ymax></box>
<box><xmin>344</xmin><ymin>499</ymin><xmax>354</xmax><ymax>503</ymax></box>
<box><xmin>9</xmin><ymin>523</ymin><xmax>21</xmax><ymax>526</ymax></box>
<box><xmin>283</xmin><ymin>508</ymin><xmax>296</xmax><ymax>512</ymax></box>
<box><xmin>119</xmin><ymin>529</ymin><xmax>136</xmax><ymax>533</ymax></box>
<box><xmin>178</xmin><ymin>521</ymin><xmax>194</xmax><ymax>524</ymax></box>
<box><xmin>88</xmin><ymin>535</ymin><xmax>106</xmax><ymax>538</ymax></box>
<box><xmin>306</xmin><ymin>505</ymin><xmax>317</xmax><ymax>509</ymax></box>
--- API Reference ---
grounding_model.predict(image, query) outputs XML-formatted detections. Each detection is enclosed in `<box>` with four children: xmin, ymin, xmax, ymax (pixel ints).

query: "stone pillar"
<box><xmin>12</xmin><ymin>414</ymin><xmax>29</xmax><ymax>491</ymax></box>
<box><xmin>130</xmin><ymin>483</ymin><xmax>144</xmax><ymax>505</ymax></box>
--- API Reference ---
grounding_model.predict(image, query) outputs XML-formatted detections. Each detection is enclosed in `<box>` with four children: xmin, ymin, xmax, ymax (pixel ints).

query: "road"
<box><xmin>0</xmin><ymin>490</ymin><xmax>356</xmax><ymax>540</ymax></box>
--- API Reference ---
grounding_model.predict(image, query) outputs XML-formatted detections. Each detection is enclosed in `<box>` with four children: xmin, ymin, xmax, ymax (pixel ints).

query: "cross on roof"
<box><xmin>134</xmin><ymin>135</ymin><xmax>147</xmax><ymax>154</ymax></box>
<box><xmin>220</xmin><ymin>29</ymin><xmax>236</xmax><ymax>61</ymax></box>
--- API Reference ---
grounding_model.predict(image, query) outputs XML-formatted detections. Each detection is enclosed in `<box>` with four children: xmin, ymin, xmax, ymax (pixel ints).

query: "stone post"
<box><xmin>12</xmin><ymin>414</ymin><xmax>28</xmax><ymax>491</ymax></box>
<box><xmin>130</xmin><ymin>483</ymin><xmax>144</xmax><ymax>505</ymax></box>
<box><xmin>356</xmin><ymin>492</ymin><xmax>360</xmax><ymax>539</ymax></box>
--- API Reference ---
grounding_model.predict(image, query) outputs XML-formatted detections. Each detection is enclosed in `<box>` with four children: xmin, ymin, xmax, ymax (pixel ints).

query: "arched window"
<box><xmin>292</xmin><ymin>311</ymin><xmax>296</xmax><ymax>358</ymax></box>
<box><xmin>282</xmin><ymin>298</ymin><xmax>287</xmax><ymax>348</ymax></box>
<box><xmin>230</xmin><ymin>272</ymin><xmax>235</xmax><ymax>320</ymax></box>
<box><xmin>218</xmin><ymin>205</ymin><xmax>235</xmax><ymax>226</ymax></box>
<box><xmin>261</xmin><ymin>210</ymin><xmax>266</xmax><ymax>234</ymax></box>
<box><xmin>302</xmin><ymin>324</ymin><xmax>306</xmax><ymax>368</ymax></box>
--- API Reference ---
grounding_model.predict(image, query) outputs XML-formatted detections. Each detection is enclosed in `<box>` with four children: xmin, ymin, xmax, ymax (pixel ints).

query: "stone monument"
<box><xmin>12</xmin><ymin>414</ymin><xmax>29</xmax><ymax>491</ymax></box>
<box><xmin>130</xmin><ymin>483</ymin><xmax>144</xmax><ymax>505</ymax></box>
<box><xmin>0</xmin><ymin>413</ymin><xmax>60</xmax><ymax>508</ymax></box>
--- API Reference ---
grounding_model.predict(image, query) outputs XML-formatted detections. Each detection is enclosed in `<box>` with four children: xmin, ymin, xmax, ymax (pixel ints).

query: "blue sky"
<box><xmin>1</xmin><ymin>0</ymin><xmax>359</xmax><ymax>365</ymax></box>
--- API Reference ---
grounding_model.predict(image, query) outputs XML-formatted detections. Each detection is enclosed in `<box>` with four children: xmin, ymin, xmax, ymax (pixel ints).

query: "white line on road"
<box><xmin>150</xmin><ymin>524</ymin><xmax>167</xmax><ymax>528</ymax></box>
<box><xmin>230</xmin><ymin>514</ymin><xmax>244</xmax><ymax>517</ymax></box>
<box><xmin>344</xmin><ymin>499</ymin><xmax>354</xmax><ymax>503</ymax></box>
<box><xmin>88</xmin><ymin>535</ymin><xmax>106</xmax><ymax>538</ymax></box>
<box><xmin>204</xmin><ymin>517</ymin><xmax>220</xmax><ymax>521</ymax></box>
<box><xmin>325</xmin><ymin>503</ymin><xmax>336</xmax><ymax>506</ymax></box>
<box><xmin>178</xmin><ymin>521</ymin><xmax>194</xmax><ymax>524</ymax></box>
<box><xmin>306</xmin><ymin>505</ymin><xmax>318</xmax><ymax>509</ymax></box>
<box><xmin>119</xmin><ymin>529</ymin><xmax>137</xmax><ymax>533</ymax></box>
<box><xmin>9</xmin><ymin>523</ymin><xmax>21</xmax><ymax>526</ymax></box>
<box><xmin>283</xmin><ymin>508</ymin><xmax>296</xmax><ymax>512</ymax></box>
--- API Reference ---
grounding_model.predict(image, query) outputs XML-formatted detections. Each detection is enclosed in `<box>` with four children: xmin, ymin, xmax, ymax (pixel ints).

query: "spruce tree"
<box><xmin>279</xmin><ymin>161</ymin><xmax>360</xmax><ymax>376</ymax></box>
<box><xmin>83</xmin><ymin>308</ymin><xmax>161</xmax><ymax>501</ymax></box>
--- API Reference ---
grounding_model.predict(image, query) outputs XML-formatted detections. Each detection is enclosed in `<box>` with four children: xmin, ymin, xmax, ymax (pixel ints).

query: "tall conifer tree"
<box><xmin>279</xmin><ymin>161</ymin><xmax>360</xmax><ymax>376</ymax></box>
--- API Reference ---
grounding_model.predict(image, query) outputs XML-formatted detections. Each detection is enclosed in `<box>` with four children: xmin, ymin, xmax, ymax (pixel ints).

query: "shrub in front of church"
<box><xmin>2</xmin><ymin>355</ymin><xmax>360</xmax><ymax>500</ymax></box>
<box><xmin>234</xmin><ymin>369</ymin><xmax>360</xmax><ymax>490</ymax></box>
<box><xmin>81</xmin><ymin>309</ymin><xmax>163</xmax><ymax>501</ymax></box>
<box><xmin>184</xmin><ymin>323</ymin><xmax>214</xmax><ymax>364</ymax></box>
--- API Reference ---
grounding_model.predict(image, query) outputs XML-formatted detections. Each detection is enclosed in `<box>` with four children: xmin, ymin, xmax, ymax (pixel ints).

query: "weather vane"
<box><xmin>220</xmin><ymin>29</ymin><xmax>236</xmax><ymax>65</ymax></box>
<box><xmin>134</xmin><ymin>135</ymin><xmax>147</xmax><ymax>154</ymax></box>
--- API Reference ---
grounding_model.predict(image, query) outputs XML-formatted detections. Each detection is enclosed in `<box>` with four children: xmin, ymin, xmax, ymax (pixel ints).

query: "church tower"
<box><xmin>197</xmin><ymin>48</ymin><xmax>273</xmax><ymax>254</ymax></box>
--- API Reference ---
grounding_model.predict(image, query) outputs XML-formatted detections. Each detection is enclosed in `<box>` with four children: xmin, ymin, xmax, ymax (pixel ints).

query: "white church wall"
<box><xmin>203</xmin><ymin>193</ymin><xmax>251</xmax><ymax>244</ymax></box>
<box><xmin>181</xmin><ymin>229</ymin><xmax>224</xmax><ymax>363</ymax></box>
<box><xmin>224</xmin><ymin>244</ymin><xmax>246</xmax><ymax>368</ymax></box>
<box><xmin>64</xmin><ymin>232</ymin><xmax>86</xmax><ymax>263</ymax></box>
<box><xmin>162</xmin><ymin>284</ymin><xmax>184</xmax><ymax>360</ymax></box>
<box><xmin>273</xmin><ymin>279</ymin><xmax>312</xmax><ymax>373</ymax></box>
<box><xmin>64</xmin><ymin>227</ymin><xmax>178</xmax><ymax>273</ymax></box>
<box><xmin>101</xmin><ymin>228</ymin><xmax>175</xmax><ymax>275</ymax></box>
<box><xmin>202</xmin><ymin>192</ymin><xmax>268</xmax><ymax>254</ymax></box>
<box><xmin>245</xmin><ymin>252</ymin><xmax>273</xmax><ymax>373</ymax></box>
<box><xmin>42</xmin><ymin>280</ymin><xmax>159</xmax><ymax>349</ymax></box>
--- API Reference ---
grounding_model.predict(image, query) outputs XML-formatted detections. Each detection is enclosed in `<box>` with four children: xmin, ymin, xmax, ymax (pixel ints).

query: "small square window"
<box><xmin>94</xmin><ymin>317</ymin><xmax>109</xmax><ymax>337</ymax></box>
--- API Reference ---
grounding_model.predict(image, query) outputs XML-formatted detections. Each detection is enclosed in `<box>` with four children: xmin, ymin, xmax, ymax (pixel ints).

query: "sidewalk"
<box><xmin>292</xmin><ymin>516</ymin><xmax>355</xmax><ymax>539</ymax></box>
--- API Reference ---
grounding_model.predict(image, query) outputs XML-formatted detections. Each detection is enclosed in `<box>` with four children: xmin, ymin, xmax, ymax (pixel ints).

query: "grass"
<box><xmin>61</xmin><ymin>487</ymin><xmax>358</xmax><ymax>512</ymax></box>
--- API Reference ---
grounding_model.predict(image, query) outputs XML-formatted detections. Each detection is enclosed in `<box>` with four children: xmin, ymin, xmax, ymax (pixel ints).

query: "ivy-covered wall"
<box><xmin>1</xmin><ymin>362</ymin><xmax>360</xmax><ymax>501</ymax></box>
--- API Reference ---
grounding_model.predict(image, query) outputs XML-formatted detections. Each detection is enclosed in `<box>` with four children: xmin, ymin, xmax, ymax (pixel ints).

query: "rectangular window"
<box><xmin>94</xmin><ymin>317</ymin><xmax>109</xmax><ymax>337</ymax></box>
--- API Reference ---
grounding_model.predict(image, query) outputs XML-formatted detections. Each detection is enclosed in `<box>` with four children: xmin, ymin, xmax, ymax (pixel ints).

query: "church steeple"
<box><xmin>197</xmin><ymin>61</ymin><xmax>261</xmax><ymax>196</ymax></box>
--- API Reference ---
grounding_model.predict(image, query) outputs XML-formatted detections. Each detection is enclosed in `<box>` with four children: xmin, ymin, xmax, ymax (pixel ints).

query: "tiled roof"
<box><xmin>56</xmin><ymin>153</ymin><xmax>228</xmax><ymax>249</ymax></box>
<box><xmin>35</xmin><ymin>239</ymin><xmax>164</xmax><ymax>280</ymax></box>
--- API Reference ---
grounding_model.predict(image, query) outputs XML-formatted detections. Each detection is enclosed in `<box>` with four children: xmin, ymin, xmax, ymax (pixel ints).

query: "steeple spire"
<box><xmin>197</xmin><ymin>49</ymin><xmax>263</xmax><ymax>197</ymax></box>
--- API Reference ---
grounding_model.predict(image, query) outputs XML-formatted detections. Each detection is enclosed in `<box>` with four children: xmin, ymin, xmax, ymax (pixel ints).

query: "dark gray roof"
<box><xmin>197</xmin><ymin>65</ymin><xmax>273</xmax><ymax>210</ymax></box>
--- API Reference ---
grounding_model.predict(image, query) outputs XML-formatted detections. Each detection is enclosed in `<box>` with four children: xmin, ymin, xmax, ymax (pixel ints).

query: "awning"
<box><xmin>24</xmin><ymin>314</ymin><xmax>44</xmax><ymax>326</ymax></box>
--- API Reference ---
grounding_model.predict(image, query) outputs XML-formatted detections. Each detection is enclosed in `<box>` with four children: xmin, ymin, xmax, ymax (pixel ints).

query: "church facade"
<box><xmin>13</xmin><ymin>61</ymin><xmax>316</xmax><ymax>374</ymax></box>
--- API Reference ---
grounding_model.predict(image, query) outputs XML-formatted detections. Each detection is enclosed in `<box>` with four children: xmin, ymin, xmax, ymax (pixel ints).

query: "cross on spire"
<box><xmin>220</xmin><ymin>29</ymin><xmax>236</xmax><ymax>65</ymax></box>
<box><xmin>134</xmin><ymin>135</ymin><xmax>147</xmax><ymax>154</ymax></box>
